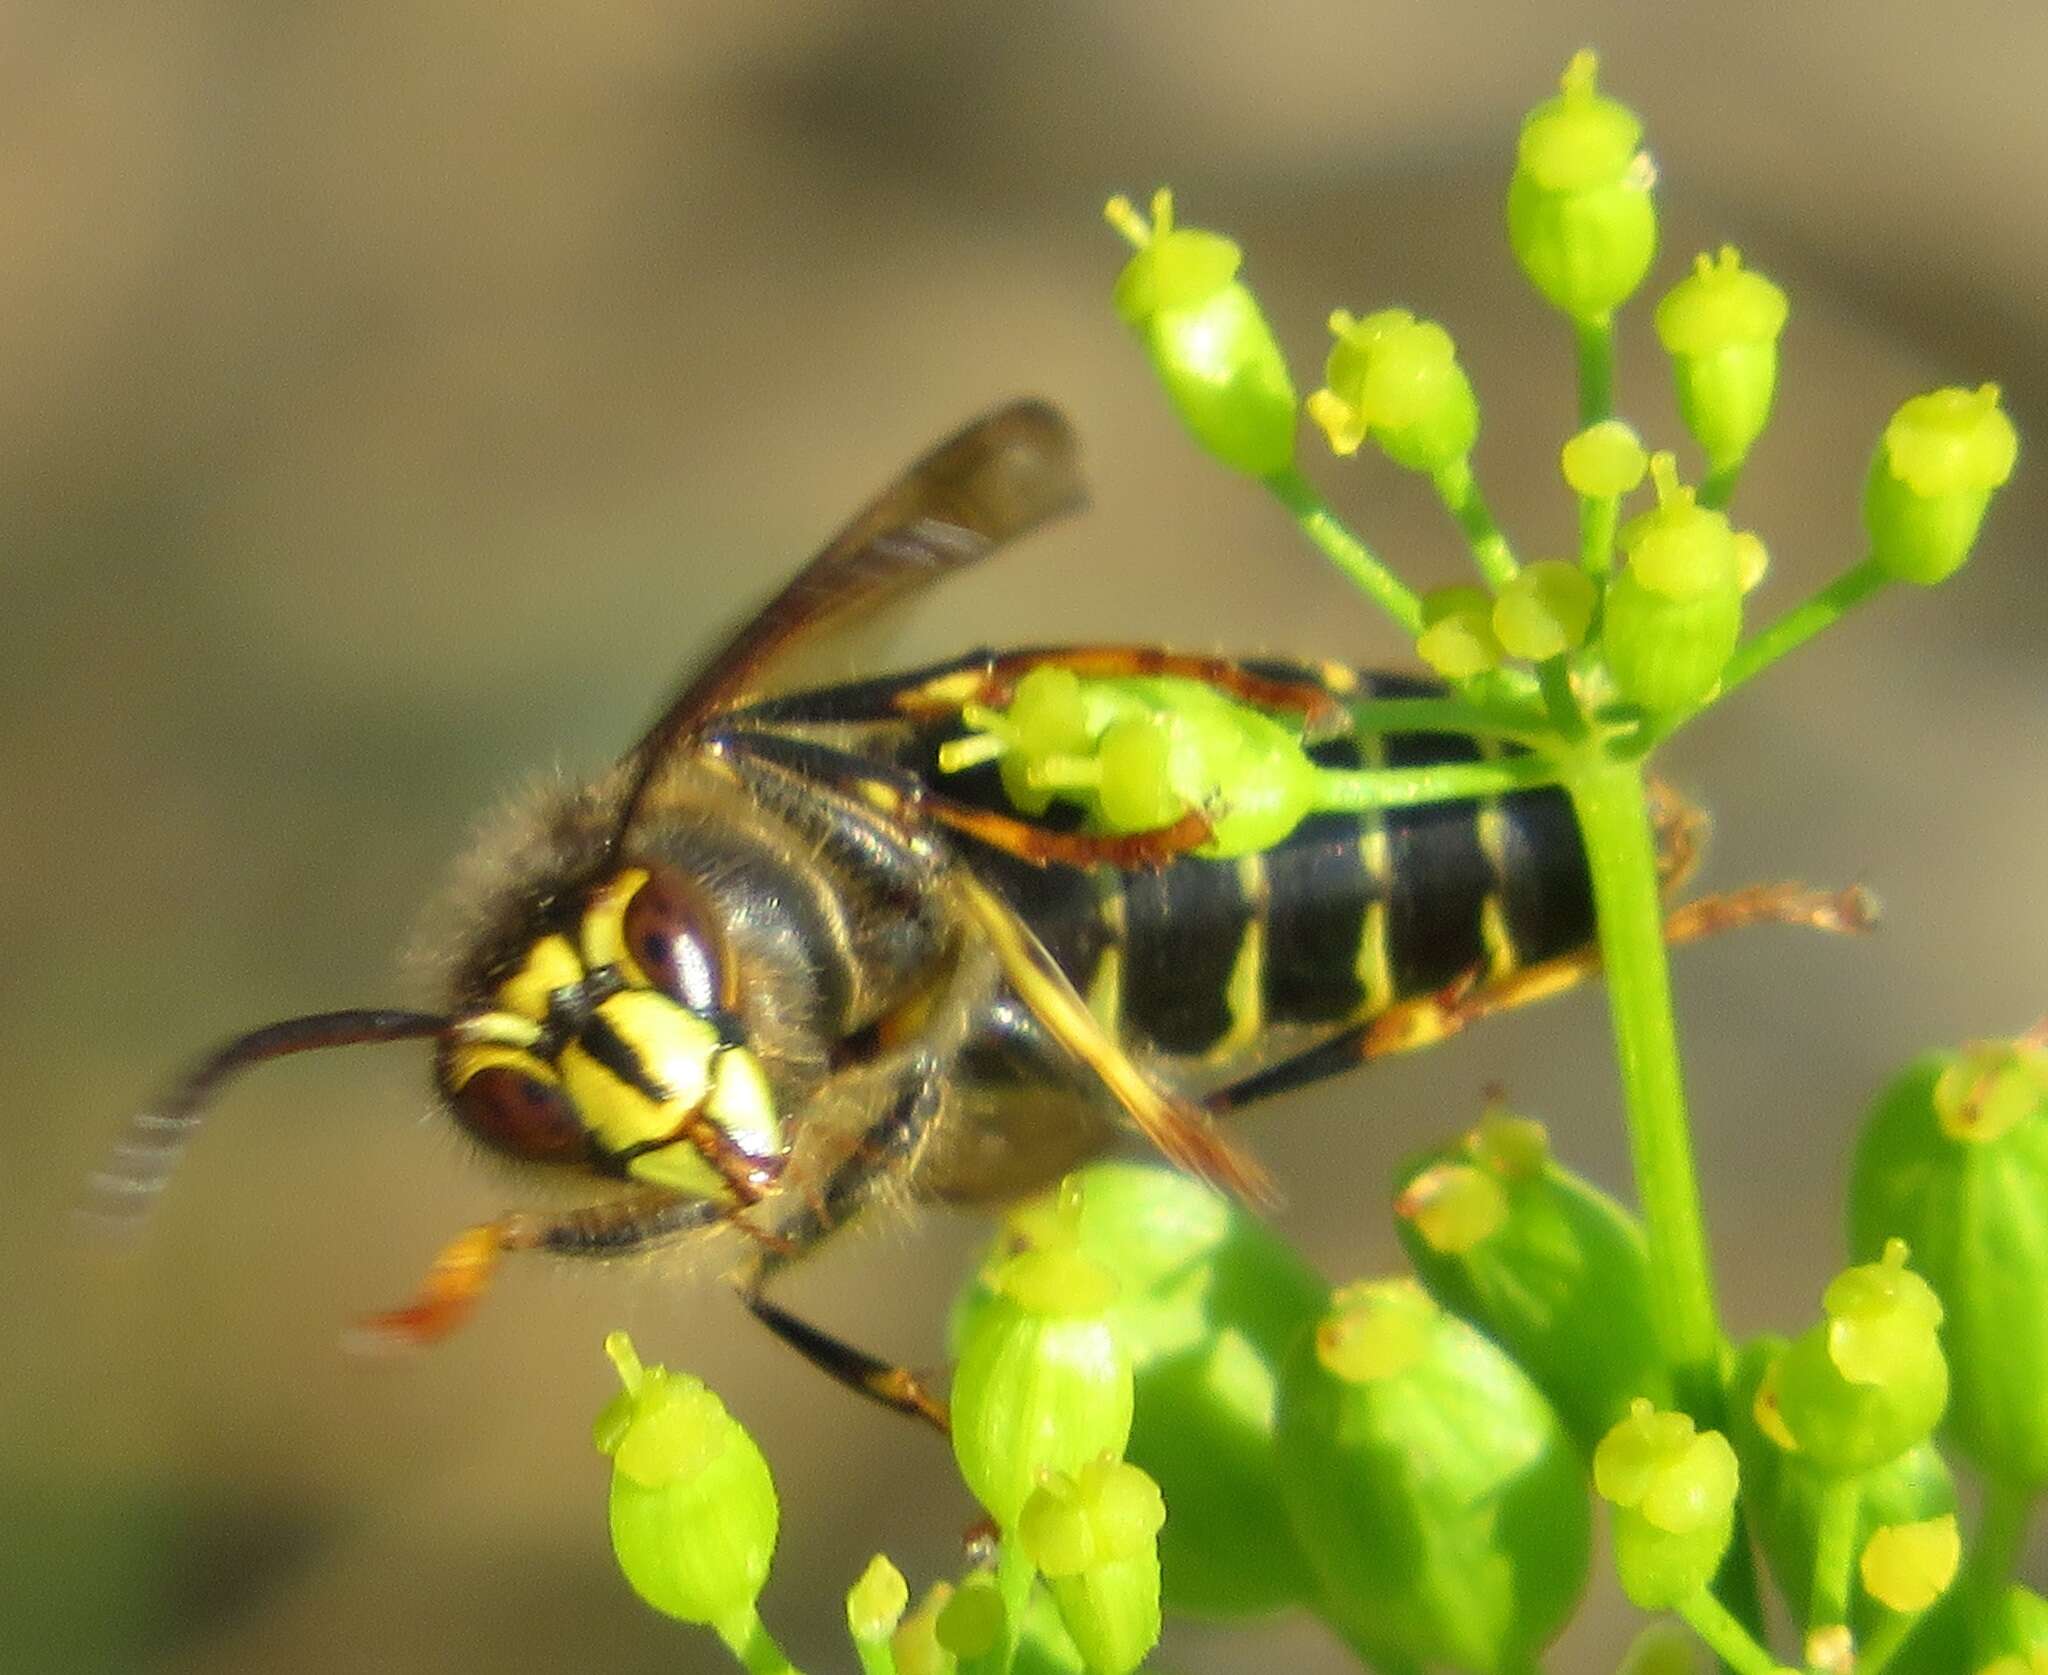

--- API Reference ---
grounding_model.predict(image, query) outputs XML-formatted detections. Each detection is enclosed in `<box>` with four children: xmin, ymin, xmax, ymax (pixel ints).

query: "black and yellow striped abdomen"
<box><xmin>920</xmin><ymin>671</ymin><xmax>1594</xmax><ymax>1071</ymax></box>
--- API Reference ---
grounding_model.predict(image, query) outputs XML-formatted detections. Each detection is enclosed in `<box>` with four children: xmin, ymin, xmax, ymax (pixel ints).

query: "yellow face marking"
<box><xmin>442</xmin><ymin>1040</ymin><xmax>560</xmax><ymax>1092</ymax></box>
<box><xmin>498</xmin><ymin>934</ymin><xmax>583</xmax><ymax>1023</ymax></box>
<box><xmin>1208</xmin><ymin>853</ymin><xmax>1268</xmax><ymax>1063</ymax></box>
<box><xmin>578</xmin><ymin>867</ymin><xmax>648</xmax><ymax>980</ymax></box>
<box><xmin>559</xmin><ymin>990</ymin><xmax>719</xmax><ymax>1156</ymax></box>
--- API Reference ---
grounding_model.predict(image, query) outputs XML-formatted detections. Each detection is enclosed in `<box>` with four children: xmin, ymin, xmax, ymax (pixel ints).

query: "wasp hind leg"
<box><xmin>1207</xmin><ymin>881</ymin><xmax>1878</xmax><ymax>1114</ymax></box>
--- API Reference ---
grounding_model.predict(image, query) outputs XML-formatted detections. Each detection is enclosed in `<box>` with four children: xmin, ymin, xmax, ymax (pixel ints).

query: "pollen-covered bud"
<box><xmin>1655</xmin><ymin>247</ymin><xmax>1789</xmax><ymax>474</ymax></box>
<box><xmin>1594</xmin><ymin>1399</ymin><xmax>1741</xmax><ymax>1611</ymax></box>
<box><xmin>1860</xmin><ymin>1515</ymin><xmax>1961</xmax><ymax>1615</ymax></box>
<box><xmin>1277</xmin><ymin>1279</ymin><xmax>1590</xmax><ymax>1673</ymax></box>
<box><xmin>1494</xmin><ymin>559</ymin><xmax>1598</xmax><ymax>660</ymax></box>
<box><xmin>1732</xmin><ymin>1335</ymin><xmax>1957</xmax><ymax>1639</ymax></box>
<box><xmin>1307</xmin><ymin>308</ymin><xmax>1480</xmax><ymax>472</ymax></box>
<box><xmin>1507</xmin><ymin>51</ymin><xmax>1657</xmax><ymax>324</ymax></box>
<box><xmin>1773</xmin><ymin>1241</ymin><xmax>1948</xmax><ymax>1476</ymax></box>
<box><xmin>1864</xmin><ymin>384</ymin><xmax>2018</xmax><ymax>585</ymax></box>
<box><xmin>1417</xmin><ymin>584</ymin><xmax>1506</xmax><ymax>679</ymax></box>
<box><xmin>1394</xmin><ymin>1108</ymin><xmax>1671</xmax><ymax>1451</ymax></box>
<box><xmin>1106</xmin><ymin>188</ymin><xmax>1297</xmax><ymax>478</ymax></box>
<box><xmin>593</xmin><ymin>1332</ymin><xmax>778</xmax><ymax>1627</ymax></box>
<box><xmin>951</xmin><ymin>1242</ymin><xmax>1134</xmax><ymax>1530</ymax></box>
<box><xmin>1562</xmin><ymin>418</ymin><xmax>1649</xmax><ymax>499</ymax></box>
<box><xmin>954</xmin><ymin>1163</ymin><xmax>1326</xmax><ymax>1618</ymax></box>
<box><xmin>1601</xmin><ymin>454</ymin><xmax>1742</xmax><ymax>712</ymax></box>
<box><xmin>1020</xmin><ymin>1458</ymin><xmax>1166</xmax><ymax>1675</ymax></box>
<box><xmin>1849</xmin><ymin>1040</ymin><xmax>2048</xmax><ymax>1492</ymax></box>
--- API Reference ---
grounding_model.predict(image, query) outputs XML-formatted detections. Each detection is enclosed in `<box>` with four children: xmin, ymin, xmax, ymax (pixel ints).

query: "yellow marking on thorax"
<box><xmin>1354</xmin><ymin>731</ymin><xmax>1395</xmax><ymax>1019</ymax></box>
<box><xmin>1207</xmin><ymin>853</ymin><xmax>1269</xmax><ymax>1063</ymax></box>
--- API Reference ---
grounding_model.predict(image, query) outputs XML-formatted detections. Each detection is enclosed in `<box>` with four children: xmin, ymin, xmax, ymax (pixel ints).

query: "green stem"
<box><xmin>1265</xmin><ymin>466</ymin><xmax>1426</xmax><ymax>636</ymax></box>
<box><xmin>1856</xmin><ymin>1605</ymin><xmax>1922</xmax><ymax>1675</ymax></box>
<box><xmin>1699</xmin><ymin>461</ymin><xmax>1742</xmax><ymax>512</ymax></box>
<box><xmin>963</xmin><ymin>1536</ymin><xmax>1038</xmax><ymax>1675</ymax></box>
<box><xmin>1809</xmin><ymin>1477</ymin><xmax>1863</xmax><ymax>1635</ymax></box>
<box><xmin>1432</xmin><ymin>456</ymin><xmax>1521</xmax><ymax>590</ymax></box>
<box><xmin>1316</xmin><ymin>752</ymin><xmax>1562</xmax><ymax>813</ymax></box>
<box><xmin>1348</xmin><ymin>694</ymin><xmax>1552</xmax><ymax>740</ymax></box>
<box><xmin>1963</xmin><ymin>1479</ymin><xmax>2035</xmax><ymax>1627</ymax></box>
<box><xmin>1718</xmin><ymin>556</ymin><xmax>1890</xmax><ymax>699</ymax></box>
<box><xmin>1575</xmin><ymin>316</ymin><xmax>1615</xmax><ymax>425</ymax></box>
<box><xmin>1676</xmin><ymin>1587</ymin><xmax>1783</xmax><ymax>1675</ymax></box>
<box><xmin>715</xmin><ymin>1606</ymin><xmax>807</xmax><ymax>1675</ymax></box>
<box><xmin>1565</xmin><ymin>754</ymin><xmax>1722</xmax><ymax>1407</ymax></box>
<box><xmin>1579</xmin><ymin>492</ymin><xmax>1620</xmax><ymax>580</ymax></box>
<box><xmin>850</xmin><ymin>1634</ymin><xmax>898</xmax><ymax>1675</ymax></box>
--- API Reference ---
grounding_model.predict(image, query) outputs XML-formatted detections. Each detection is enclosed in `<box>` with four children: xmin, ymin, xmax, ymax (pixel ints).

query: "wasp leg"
<box><xmin>1207</xmin><ymin>881</ymin><xmax>1878</xmax><ymax>1114</ymax></box>
<box><xmin>351</xmin><ymin>1191</ymin><xmax>722</xmax><ymax>1349</ymax></box>
<box><xmin>739</xmin><ymin>1061</ymin><xmax>955</xmax><ymax>1432</ymax></box>
<box><xmin>713</xmin><ymin>725</ymin><xmax>1212</xmax><ymax>871</ymax></box>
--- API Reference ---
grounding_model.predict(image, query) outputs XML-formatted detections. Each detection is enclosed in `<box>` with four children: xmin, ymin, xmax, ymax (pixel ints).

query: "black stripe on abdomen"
<box><xmin>1383</xmin><ymin>730</ymin><xmax>1492</xmax><ymax>993</ymax></box>
<box><xmin>1122</xmin><ymin>856</ymin><xmax>1253</xmax><ymax>1057</ymax></box>
<box><xmin>1495</xmin><ymin>784</ymin><xmax>1595</xmax><ymax>964</ymax></box>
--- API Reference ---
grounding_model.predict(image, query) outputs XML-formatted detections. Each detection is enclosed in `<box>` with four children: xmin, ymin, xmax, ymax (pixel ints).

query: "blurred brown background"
<box><xmin>5</xmin><ymin>3</ymin><xmax>2044</xmax><ymax>1670</ymax></box>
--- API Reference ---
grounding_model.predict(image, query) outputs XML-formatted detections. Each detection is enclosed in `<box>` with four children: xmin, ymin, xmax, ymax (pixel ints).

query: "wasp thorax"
<box><xmin>439</xmin><ymin>863</ymin><xmax>783</xmax><ymax>1202</ymax></box>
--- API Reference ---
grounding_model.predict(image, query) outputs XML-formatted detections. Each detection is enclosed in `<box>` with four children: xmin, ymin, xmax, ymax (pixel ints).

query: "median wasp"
<box><xmin>93</xmin><ymin>400</ymin><xmax>1866</xmax><ymax>1427</ymax></box>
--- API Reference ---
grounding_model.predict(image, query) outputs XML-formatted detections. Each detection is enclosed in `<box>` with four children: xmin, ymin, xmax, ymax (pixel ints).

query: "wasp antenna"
<box><xmin>80</xmin><ymin>1008</ymin><xmax>451</xmax><ymax>1236</ymax></box>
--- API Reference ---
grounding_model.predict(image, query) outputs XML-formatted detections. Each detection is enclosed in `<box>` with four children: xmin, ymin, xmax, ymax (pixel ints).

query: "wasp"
<box><xmin>96</xmin><ymin>400</ymin><xmax>1867</xmax><ymax>1429</ymax></box>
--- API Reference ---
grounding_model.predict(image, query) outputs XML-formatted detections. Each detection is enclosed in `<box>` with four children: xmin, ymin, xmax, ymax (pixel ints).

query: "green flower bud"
<box><xmin>1864</xmin><ymin>384</ymin><xmax>2017</xmax><ymax>584</ymax></box>
<box><xmin>1507</xmin><ymin>51</ymin><xmax>1657</xmax><ymax>324</ymax></box>
<box><xmin>1734</xmin><ymin>529</ymin><xmax>1770</xmax><ymax>594</ymax></box>
<box><xmin>1773</xmin><ymin>1241</ymin><xmax>1948</xmax><ymax>1476</ymax></box>
<box><xmin>935</xmin><ymin>1576</ymin><xmax>1006</xmax><ymax>1663</ymax></box>
<box><xmin>1562</xmin><ymin>418</ymin><xmax>1649</xmax><ymax>498</ymax></box>
<box><xmin>1021</xmin><ymin>1459</ymin><xmax>1165</xmax><ymax>1675</ymax></box>
<box><xmin>848</xmin><ymin>1553</ymin><xmax>911</xmax><ymax>1650</ymax></box>
<box><xmin>1394</xmin><ymin>1110</ymin><xmax>1672</xmax><ymax>1450</ymax></box>
<box><xmin>1974</xmin><ymin>1587</ymin><xmax>2048</xmax><ymax>1674</ymax></box>
<box><xmin>594</xmin><ymin>1333</ymin><xmax>778</xmax><ymax>1627</ymax></box>
<box><xmin>1594</xmin><ymin>1399</ymin><xmax>1741</xmax><ymax>1611</ymax></box>
<box><xmin>1860</xmin><ymin>1514</ymin><xmax>1961</xmax><ymax>1615</ymax></box>
<box><xmin>1601</xmin><ymin>456</ymin><xmax>1742</xmax><ymax>711</ymax></box>
<box><xmin>892</xmin><ymin>1584</ymin><xmax>958</xmax><ymax>1675</ymax></box>
<box><xmin>956</xmin><ymin>1163</ymin><xmax>1326</xmax><ymax>1618</ymax></box>
<box><xmin>1493</xmin><ymin>559</ymin><xmax>1598</xmax><ymax>660</ymax></box>
<box><xmin>1849</xmin><ymin>1042</ymin><xmax>2048</xmax><ymax>1490</ymax></box>
<box><xmin>1417</xmin><ymin>584</ymin><xmax>1506</xmax><ymax>680</ymax></box>
<box><xmin>1013</xmin><ymin>1588</ymin><xmax>1090</xmax><ymax>1675</ymax></box>
<box><xmin>1308</xmin><ymin>308</ymin><xmax>1480</xmax><ymax>472</ymax></box>
<box><xmin>1278</xmin><ymin>1279</ymin><xmax>1590</xmax><ymax>1672</ymax></box>
<box><xmin>1655</xmin><ymin>247</ymin><xmax>1789</xmax><ymax>473</ymax></box>
<box><xmin>1732</xmin><ymin>1335</ymin><xmax>1957</xmax><ymax>1640</ymax></box>
<box><xmin>1106</xmin><ymin>188</ymin><xmax>1297</xmax><ymax>477</ymax></box>
<box><xmin>951</xmin><ymin>1244</ymin><xmax>1134</xmax><ymax>1530</ymax></box>
<box><xmin>1616</xmin><ymin>1622</ymin><xmax>1707</xmax><ymax>1675</ymax></box>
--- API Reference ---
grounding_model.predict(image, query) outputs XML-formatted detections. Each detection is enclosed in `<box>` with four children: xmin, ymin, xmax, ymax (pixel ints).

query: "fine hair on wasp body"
<box><xmin>92</xmin><ymin>398</ymin><xmax>1867</xmax><ymax>1429</ymax></box>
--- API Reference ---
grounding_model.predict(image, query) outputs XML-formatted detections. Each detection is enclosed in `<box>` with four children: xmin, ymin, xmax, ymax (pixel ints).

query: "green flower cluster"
<box><xmin>584</xmin><ymin>51</ymin><xmax>2034</xmax><ymax>1675</ymax></box>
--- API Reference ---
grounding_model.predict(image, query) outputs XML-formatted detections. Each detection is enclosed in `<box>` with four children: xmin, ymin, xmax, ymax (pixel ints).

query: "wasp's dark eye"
<box><xmin>623</xmin><ymin>863</ymin><xmax>732</xmax><ymax>1015</ymax></box>
<box><xmin>448</xmin><ymin>1065</ymin><xmax>587</xmax><ymax>1162</ymax></box>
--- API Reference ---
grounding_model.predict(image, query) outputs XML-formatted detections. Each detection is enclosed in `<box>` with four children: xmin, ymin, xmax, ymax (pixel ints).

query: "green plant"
<box><xmin>592</xmin><ymin>51</ymin><xmax>2032</xmax><ymax>1675</ymax></box>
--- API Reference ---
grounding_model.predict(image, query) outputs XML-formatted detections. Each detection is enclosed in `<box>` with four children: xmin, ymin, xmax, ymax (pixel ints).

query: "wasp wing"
<box><xmin>613</xmin><ymin>399</ymin><xmax>1083</xmax><ymax>836</ymax></box>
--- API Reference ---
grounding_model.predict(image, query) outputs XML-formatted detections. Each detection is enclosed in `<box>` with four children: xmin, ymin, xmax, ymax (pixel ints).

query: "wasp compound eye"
<box><xmin>446</xmin><ymin>1057</ymin><xmax>589</xmax><ymax>1163</ymax></box>
<box><xmin>622</xmin><ymin>864</ymin><xmax>733</xmax><ymax>1017</ymax></box>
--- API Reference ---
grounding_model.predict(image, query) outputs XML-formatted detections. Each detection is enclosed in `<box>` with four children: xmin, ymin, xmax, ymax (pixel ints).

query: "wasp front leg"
<box><xmin>352</xmin><ymin>1192</ymin><xmax>725</xmax><ymax>1349</ymax></box>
